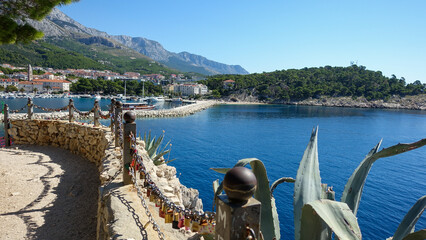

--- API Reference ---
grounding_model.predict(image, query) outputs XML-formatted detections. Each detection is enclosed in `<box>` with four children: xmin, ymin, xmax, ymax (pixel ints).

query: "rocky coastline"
<box><xmin>225</xmin><ymin>94</ymin><xmax>426</xmax><ymax>110</ymax></box>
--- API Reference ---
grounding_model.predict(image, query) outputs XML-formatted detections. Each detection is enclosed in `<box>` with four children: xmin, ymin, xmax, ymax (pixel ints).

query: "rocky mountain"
<box><xmin>27</xmin><ymin>8</ymin><xmax>249</xmax><ymax>75</ymax></box>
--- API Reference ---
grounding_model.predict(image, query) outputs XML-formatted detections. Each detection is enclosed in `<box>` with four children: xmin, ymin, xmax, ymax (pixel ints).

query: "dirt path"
<box><xmin>0</xmin><ymin>145</ymin><xmax>100</xmax><ymax>240</ymax></box>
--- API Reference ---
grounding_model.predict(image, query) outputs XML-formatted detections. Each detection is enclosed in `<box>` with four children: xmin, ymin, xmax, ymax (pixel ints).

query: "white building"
<box><xmin>18</xmin><ymin>79</ymin><xmax>71</xmax><ymax>92</ymax></box>
<box><xmin>170</xmin><ymin>84</ymin><xmax>208</xmax><ymax>96</ymax></box>
<box><xmin>18</xmin><ymin>81</ymin><xmax>44</xmax><ymax>92</ymax></box>
<box><xmin>0</xmin><ymin>79</ymin><xmax>19</xmax><ymax>88</ymax></box>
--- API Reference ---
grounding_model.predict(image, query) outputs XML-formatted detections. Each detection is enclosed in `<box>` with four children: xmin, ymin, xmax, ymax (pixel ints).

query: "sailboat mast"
<box><xmin>124</xmin><ymin>79</ymin><xmax>126</xmax><ymax>102</ymax></box>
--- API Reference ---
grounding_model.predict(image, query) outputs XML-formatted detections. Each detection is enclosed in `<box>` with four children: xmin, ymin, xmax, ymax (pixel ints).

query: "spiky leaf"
<box><xmin>270</xmin><ymin>177</ymin><xmax>295</xmax><ymax>197</ymax></box>
<box><xmin>210</xmin><ymin>168</ymin><xmax>230</xmax><ymax>174</ymax></box>
<box><xmin>393</xmin><ymin>196</ymin><xmax>426</xmax><ymax>240</ymax></box>
<box><xmin>402</xmin><ymin>229</ymin><xmax>426</xmax><ymax>240</ymax></box>
<box><xmin>231</xmin><ymin>158</ymin><xmax>280</xmax><ymax>240</ymax></box>
<box><xmin>342</xmin><ymin>138</ymin><xmax>426</xmax><ymax>215</ymax></box>
<box><xmin>300</xmin><ymin>200</ymin><xmax>362</xmax><ymax>240</ymax></box>
<box><xmin>294</xmin><ymin>127</ymin><xmax>322</xmax><ymax>240</ymax></box>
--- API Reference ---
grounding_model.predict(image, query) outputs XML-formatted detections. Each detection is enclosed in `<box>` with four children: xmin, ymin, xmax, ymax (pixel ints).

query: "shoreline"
<box><xmin>219</xmin><ymin>95</ymin><xmax>426</xmax><ymax>111</ymax></box>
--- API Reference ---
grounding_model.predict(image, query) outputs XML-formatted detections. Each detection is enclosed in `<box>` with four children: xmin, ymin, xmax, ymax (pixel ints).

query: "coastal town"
<box><xmin>0</xmin><ymin>63</ymin><xmax>209</xmax><ymax>98</ymax></box>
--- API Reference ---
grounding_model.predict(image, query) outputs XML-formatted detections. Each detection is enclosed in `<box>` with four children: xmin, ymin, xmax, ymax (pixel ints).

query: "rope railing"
<box><xmin>128</xmin><ymin>132</ymin><xmax>216</xmax><ymax>236</ymax></box>
<box><xmin>1</xmin><ymin>98</ymin><xmax>116</xmax><ymax>147</ymax></box>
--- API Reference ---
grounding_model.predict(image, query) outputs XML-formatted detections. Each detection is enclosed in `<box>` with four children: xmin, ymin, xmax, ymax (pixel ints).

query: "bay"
<box><xmin>1</xmin><ymin>99</ymin><xmax>425</xmax><ymax>239</ymax></box>
<box><xmin>136</xmin><ymin>104</ymin><xmax>425</xmax><ymax>240</ymax></box>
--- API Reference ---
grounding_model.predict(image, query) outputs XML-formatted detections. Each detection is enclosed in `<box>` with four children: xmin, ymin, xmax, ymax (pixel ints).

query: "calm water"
<box><xmin>136</xmin><ymin>105</ymin><xmax>425</xmax><ymax>240</ymax></box>
<box><xmin>0</xmin><ymin>97</ymin><xmax>181</xmax><ymax>112</ymax></box>
<box><xmin>2</xmin><ymin>101</ymin><xmax>425</xmax><ymax>239</ymax></box>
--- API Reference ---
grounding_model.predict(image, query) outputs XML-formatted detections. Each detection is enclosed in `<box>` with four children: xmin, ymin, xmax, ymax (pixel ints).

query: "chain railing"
<box><xmin>128</xmin><ymin>132</ymin><xmax>216</xmax><ymax>237</ymax></box>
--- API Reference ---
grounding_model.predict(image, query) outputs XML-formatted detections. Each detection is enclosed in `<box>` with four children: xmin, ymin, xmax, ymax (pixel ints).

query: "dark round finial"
<box><xmin>116</xmin><ymin>101</ymin><xmax>123</xmax><ymax>107</ymax></box>
<box><xmin>223</xmin><ymin>167</ymin><xmax>257</xmax><ymax>203</ymax></box>
<box><xmin>123</xmin><ymin>111</ymin><xmax>136</xmax><ymax>123</ymax></box>
<box><xmin>69</xmin><ymin>98</ymin><xmax>73</xmax><ymax>102</ymax></box>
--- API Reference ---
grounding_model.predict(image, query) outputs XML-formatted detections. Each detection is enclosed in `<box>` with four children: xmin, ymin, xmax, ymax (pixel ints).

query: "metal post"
<box><xmin>215</xmin><ymin>167</ymin><xmax>261</xmax><ymax>240</ymax></box>
<box><xmin>27</xmin><ymin>97</ymin><xmax>33</xmax><ymax>120</ymax></box>
<box><xmin>68</xmin><ymin>99</ymin><xmax>74</xmax><ymax>123</ymax></box>
<box><xmin>4</xmin><ymin>104</ymin><xmax>10</xmax><ymax>147</ymax></box>
<box><xmin>114</xmin><ymin>101</ymin><xmax>122</xmax><ymax>148</ymax></box>
<box><xmin>123</xmin><ymin>111</ymin><xmax>136</xmax><ymax>185</ymax></box>
<box><xmin>110</xmin><ymin>98</ymin><xmax>116</xmax><ymax>131</ymax></box>
<box><xmin>94</xmin><ymin>100</ymin><xmax>100</xmax><ymax>127</ymax></box>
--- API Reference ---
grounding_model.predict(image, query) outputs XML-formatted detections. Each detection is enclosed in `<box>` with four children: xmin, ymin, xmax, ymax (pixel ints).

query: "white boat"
<box><xmin>93</xmin><ymin>94</ymin><xmax>101</xmax><ymax>100</ymax></box>
<box><xmin>171</xmin><ymin>97</ymin><xmax>182</xmax><ymax>103</ymax></box>
<box><xmin>148</xmin><ymin>96</ymin><xmax>165</xmax><ymax>103</ymax></box>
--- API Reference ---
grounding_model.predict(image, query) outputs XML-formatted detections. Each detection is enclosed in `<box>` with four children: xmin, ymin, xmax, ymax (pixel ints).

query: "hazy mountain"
<box><xmin>27</xmin><ymin>8</ymin><xmax>249</xmax><ymax>75</ymax></box>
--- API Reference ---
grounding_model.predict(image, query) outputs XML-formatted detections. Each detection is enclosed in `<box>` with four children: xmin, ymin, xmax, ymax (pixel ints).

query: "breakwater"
<box><xmin>2</xmin><ymin>100</ymin><xmax>218</xmax><ymax>120</ymax></box>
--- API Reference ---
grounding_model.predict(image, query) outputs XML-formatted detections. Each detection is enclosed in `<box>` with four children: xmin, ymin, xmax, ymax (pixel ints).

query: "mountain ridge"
<box><xmin>28</xmin><ymin>8</ymin><xmax>249</xmax><ymax>75</ymax></box>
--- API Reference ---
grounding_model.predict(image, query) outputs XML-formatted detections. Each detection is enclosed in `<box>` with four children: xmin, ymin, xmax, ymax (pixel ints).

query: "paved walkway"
<box><xmin>0</xmin><ymin>145</ymin><xmax>99</xmax><ymax>240</ymax></box>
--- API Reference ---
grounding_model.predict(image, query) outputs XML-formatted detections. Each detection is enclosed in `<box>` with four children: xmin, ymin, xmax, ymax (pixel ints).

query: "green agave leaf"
<box><xmin>341</xmin><ymin>139</ymin><xmax>381</xmax><ymax>215</ymax></box>
<box><xmin>270</xmin><ymin>177</ymin><xmax>295</xmax><ymax>197</ymax></box>
<box><xmin>210</xmin><ymin>168</ymin><xmax>230</xmax><ymax>174</ymax></box>
<box><xmin>232</xmin><ymin>158</ymin><xmax>280</xmax><ymax>240</ymax></box>
<box><xmin>342</xmin><ymin>138</ymin><xmax>426</xmax><ymax>215</ymax></box>
<box><xmin>393</xmin><ymin>195</ymin><xmax>426</xmax><ymax>240</ymax></box>
<box><xmin>152</xmin><ymin>149</ymin><xmax>171</xmax><ymax>162</ymax></box>
<box><xmin>300</xmin><ymin>200</ymin><xmax>362</xmax><ymax>240</ymax></box>
<box><xmin>294</xmin><ymin>126</ymin><xmax>321</xmax><ymax>240</ymax></box>
<box><xmin>402</xmin><ymin>229</ymin><xmax>426</xmax><ymax>240</ymax></box>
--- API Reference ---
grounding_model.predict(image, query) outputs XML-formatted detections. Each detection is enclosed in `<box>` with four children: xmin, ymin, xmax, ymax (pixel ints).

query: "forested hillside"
<box><xmin>202</xmin><ymin>65</ymin><xmax>425</xmax><ymax>101</ymax></box>
<box><xmin>0</xmin><ymin>37</ymin><xmax>181</xmax><ymax>75</ymax></box>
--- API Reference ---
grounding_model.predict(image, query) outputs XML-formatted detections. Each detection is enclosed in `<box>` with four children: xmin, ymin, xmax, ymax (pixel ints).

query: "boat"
<box><xmin>171</xmin><ymin>97</ymin><xmax>182</xmax><ymax>103</ymax></box>
<box><xmin>92</xmin><ymin>94</ymin><xmax>101</xmax><ymax>100</ymax></box>
<box><xmin>121</xmin><ymin>80</ymin><xmax>154</xmax><ymax>110</ymax></box>
<box><xmin>122</xmin><ymin>102</ymin><xmax>155</xmax><ymax>111</ymax></box>
<box><xmin>148</xmin><ymin>96</ymin><xmax>165</xmax><ymax>103</ymax></box>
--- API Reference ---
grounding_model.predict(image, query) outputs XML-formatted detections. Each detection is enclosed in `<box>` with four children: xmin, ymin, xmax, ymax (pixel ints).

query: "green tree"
<box><xmin>6</xmin><ymin>85</ymin><xmax>18</xmax><ymax>92</ymax></box>
<box><xmin>19</xmin><ymin>87</ymin><xmax>25</xmax><ymax>93</ymax></box>
<box><xmin>0</xmin><ymin>0</ymin><xmax>78</xmax><ymax>44</ymax></box>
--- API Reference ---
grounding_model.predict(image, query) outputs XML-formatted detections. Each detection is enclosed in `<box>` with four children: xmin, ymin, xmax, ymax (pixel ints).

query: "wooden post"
<box><xmin>27</xmin><ymin>98</ymin><xmax>33</xmax><ymax>120</ymax></box>
<box><xmin>110</xmin><ymin>98</ymin><xmax>115</xmax><ymax>131</ymax></box>
<box><xmin>215</xmin><ymin>167</ymin><xmax>261</xmax><ymax>240</ymax></box>
<box><xmin>114</xmin><ymin>101</ymin><xmax>122</xmax><ymax>148</ymax></box>
<box><xmin>123</xmin><ymin>111</ymin><xmax>136</xmax><ymax>185</ymax></box>
<box><xmin>68</xmin><ymin>99</ymin><xmax>74</xmax><ymax>123</ymax></box>
<box><xmin>4</xmin><ymin>104</ymin><xmax>10</xmax><ymax>147</ymax></box>
<box><xmin>94</xmin><ymin>100</ymin><xmax>100</xmax><ymax>127</ymax></box>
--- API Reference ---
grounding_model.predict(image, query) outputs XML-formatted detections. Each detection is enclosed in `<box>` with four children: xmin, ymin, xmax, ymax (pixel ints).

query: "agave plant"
<box><xmin>212</xmin><ymin>127</ymin><xmax>426</xmax><ymax>239</ymax></box>
<box><xmin>143</xmin><ymin>130</ymin><xmax>175</xmax><ymax>165</ymax></box>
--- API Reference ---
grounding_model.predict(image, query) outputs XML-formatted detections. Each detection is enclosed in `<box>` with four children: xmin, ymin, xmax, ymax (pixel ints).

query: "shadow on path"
<box><xmin>2</xmin><ymin>145</ymin><xmax>100</xmax><ymax>240</ymax></box>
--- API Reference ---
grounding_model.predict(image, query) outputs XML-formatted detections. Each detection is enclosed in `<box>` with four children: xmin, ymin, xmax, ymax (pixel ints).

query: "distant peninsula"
<box><xmin>202</xmin><ymin>65</ymin><xmax>425</xmax><ymax>110</ymax></box>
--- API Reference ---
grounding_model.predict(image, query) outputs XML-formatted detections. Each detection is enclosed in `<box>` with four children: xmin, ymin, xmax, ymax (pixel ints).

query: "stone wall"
<box><xmin>7</xmin><ymin>119</ymin><xmax>204</xmax><ymax>239</ymax></box>
<box><xmin>8</xmin><ymin>120</ymin><xmax>109</xmax><ymax>165</ymax></box>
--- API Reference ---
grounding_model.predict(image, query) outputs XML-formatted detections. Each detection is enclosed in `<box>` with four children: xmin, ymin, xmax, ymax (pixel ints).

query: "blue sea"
<box><xmin>1</xmin><ymin>99</ymin><xmax>425</xmax><ymax>239</ymax></box>
<box><xmin>136</xmin><ymin>104</ymin><xmax>425</xmax><ymax>240</ymax></box>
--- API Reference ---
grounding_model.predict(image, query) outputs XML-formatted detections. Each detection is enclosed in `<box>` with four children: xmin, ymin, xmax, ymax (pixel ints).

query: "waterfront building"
<box><xmin>0</xmin><ymin>79</ymin><xmax>19</xmax><ymax>88</ymax></box>
<box><xmin>18</xmin><ymin>81</ymin><xmax>44</xmax><ymax>92</ymax></box>
<box><xmin>166</xmin><ymin>83</ymin><xmax>208</xmax><ymax>96</ymax></box>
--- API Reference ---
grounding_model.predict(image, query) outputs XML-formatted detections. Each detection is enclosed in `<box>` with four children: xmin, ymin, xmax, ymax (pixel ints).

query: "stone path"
<box><xmin>0</xmin><ymin>145</ymin><xmax>99</xmax><ymax>240</ymax></box>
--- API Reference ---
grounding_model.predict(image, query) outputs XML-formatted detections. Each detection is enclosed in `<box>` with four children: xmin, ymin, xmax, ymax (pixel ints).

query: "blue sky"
<box><xmin>60</xmin><ymin>1</ymin><xmax>426</xmax><ymax>83</ymax></box>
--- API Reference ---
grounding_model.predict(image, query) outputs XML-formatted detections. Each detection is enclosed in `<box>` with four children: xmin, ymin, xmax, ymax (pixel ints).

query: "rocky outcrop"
<box><xmin>288</xmin><ymin>95</ymin><xmax>426</xmax><ymax>110</ymax></box>
<box><xmin>78</xmin><ymin>36</ymin><xmax>120</xmax><ymax>48</ymax></box>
